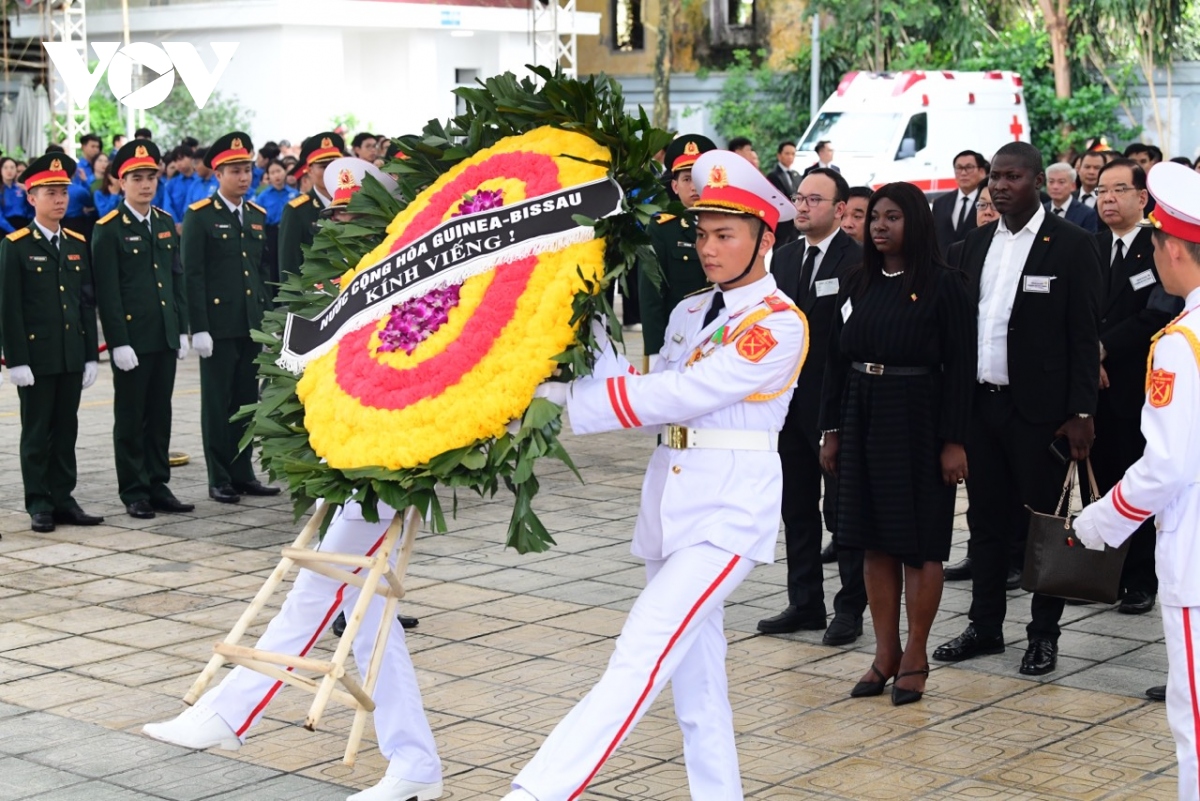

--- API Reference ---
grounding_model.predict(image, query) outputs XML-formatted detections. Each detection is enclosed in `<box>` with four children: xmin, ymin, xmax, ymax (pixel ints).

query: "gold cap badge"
<box><xmin>321</xmin><ymin>137</ymin><xmax>333</xmax><ymax>148</ymax></box>
<box><xmin>338</xmin><ymin>168</ymin><xmax>356</xmax><ymax>189</ymax></box>
<box><xmin>708</xmin><ymin>165</ymin><xmax>729</xmax><ymax>188</ymax></box>
<box><xmin>684</xmin><ymin>141</ymin><xmax>699</xmax><ymax>156</ymax></box>
<box><xmin>50</xmin><ymin>159</ymin><xmax>62</xmax><ymax>172</ymax></box>
<box><xmin>135</xmin><ymin>145</ymin><xmax>148</xmax><ymax>158</ymax></box>
<box><xmin>231</xmin><ymin>137</ymin><xmax>243</xmax><ymax>150</ymax></box>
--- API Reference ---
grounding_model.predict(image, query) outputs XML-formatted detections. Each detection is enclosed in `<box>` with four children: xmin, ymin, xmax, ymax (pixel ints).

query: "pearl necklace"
<box><xmin>881</xmin><ymin>268</ymin><xmax>905</xmax><ymax>278</ymax></box>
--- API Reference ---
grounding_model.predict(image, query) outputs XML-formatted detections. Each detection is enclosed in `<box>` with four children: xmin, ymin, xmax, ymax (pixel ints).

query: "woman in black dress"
<box><xmin>818</xmin><ymin>182</ymin><xmax>976</xmax><ymax>705</ymax></box>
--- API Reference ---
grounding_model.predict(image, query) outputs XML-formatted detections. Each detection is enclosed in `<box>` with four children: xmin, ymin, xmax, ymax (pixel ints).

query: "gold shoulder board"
<box><xmin>246</xmin><ymin>200</ymin><xmax>266</xmax><ymax>215</ymax></box>
<box><xmin>189</xmin><ymin>198</ymin><xmax>212</xmax><ymax>211</ymax></box>
<box><xmin>63</xmin><ymin>227</ymin><xmax>86</xmax><ymax>241</ymax></box>
<box><xmin>288</xmin><ymin>194</ymin><xmax>310</xmax><ymax>208</ymax></box>
<box><xmin>655</xmin><ymin>214</ymin><xmax>678</xmax><ymax>224</ymax></box>
<box><xmin>97</xmin><ymin>209</ymin><xmax>119</xmax><ymax>225</ymax></box>
<box><xmin>5</xmin><ymin>227</ymin><xmax>30</xmax><ymax>241</ymax></box>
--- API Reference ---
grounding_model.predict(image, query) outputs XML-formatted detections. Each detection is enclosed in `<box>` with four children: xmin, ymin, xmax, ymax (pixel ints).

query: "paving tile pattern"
<box><xmin>0</xmin><ymin>332</ymin><xmax>1179</xmax><ymax>799</ymax></box>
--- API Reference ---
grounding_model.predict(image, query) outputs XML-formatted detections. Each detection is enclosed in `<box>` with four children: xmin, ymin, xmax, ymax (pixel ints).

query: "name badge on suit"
<box><xmin>815</xmin><ymin>278</ymin><xmax>839</xmax><ymax>298</ymax></box>
<box><xmin>1129</xmin><ymin>269</ymin><xmax>1156</xmax><ymax>291</ymax></box>
<box><xmin>1023</xmin><ymin>275</ymin><xmax>1053</xmax><ymax>293</ymax></box>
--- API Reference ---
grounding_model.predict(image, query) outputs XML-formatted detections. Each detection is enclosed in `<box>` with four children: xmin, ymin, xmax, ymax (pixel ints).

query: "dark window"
<box><xmin>455</xmin><ymin>69</ymin><xmax>480</xmax><ymax>116</ymax></box>
<box><xmin>729</xmin><ymin>0</ymin><xmax>755</xmax><ymax>28</ymax></box>
<box><xmin>612</xmin><ymin>0</ymin><xmax>644</xmax><ymax>51</ymax></box>
<box><xmin>896</xmin><ymin>112</ymin><xmax>928</xmax><ymax>157</ymax></box>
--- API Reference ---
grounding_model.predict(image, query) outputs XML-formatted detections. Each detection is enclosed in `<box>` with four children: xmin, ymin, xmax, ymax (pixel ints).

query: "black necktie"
<box><xmin>1112</xmin><ymin>238</ymin><xmax>1125</xmax><ymax>269</ymax></box>
<box><xmin>956</xmin><ymin>195</ymin><xmax>971</xmax><ymax>230</ymax></box>
<box><xmin>1053</xmin><ymin>207</ymin><xmax>1064</xmax><ymax>216</ymax></box>
<box><xmin>50</xmin><ymin>233</ymin><xmax>59</xmax><ymax>251</ymax></box>
<box><xmin>703</xmin><ymin>292</ymin><xmax>725</xmax><ymax>327</ymax></box>
<box><xmin>798</xmin><ymin>245</ymin><xmax>821</xmax><ymax>297</ymax></box>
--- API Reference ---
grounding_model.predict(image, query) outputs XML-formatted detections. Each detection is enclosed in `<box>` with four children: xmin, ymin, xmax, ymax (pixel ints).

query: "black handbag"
<box><xmin>1021</xmin><ymin>460</ymin><xmax>1132</xmax><ymax>604</ymax></box>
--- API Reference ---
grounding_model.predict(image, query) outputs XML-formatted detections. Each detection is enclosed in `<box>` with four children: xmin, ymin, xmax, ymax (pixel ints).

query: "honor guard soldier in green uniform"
<box><xmin>0</xmin><ymin>154</ymin><xmax>104</xmax><ymax>532</ymax></box>
<box><xmin>93</xmin><ymin>140</ymin><xmax>195</xmax><ymax>519</ymax></box>
<box><xmin>637</xmin><ymin>134</ymin><xmax>717</xmax><ymax>371</ymax></box>
<box><xmin>182</xmin><ymin>132</ymin><xmax>280</xmax><ymax>503</ymax></box>
<box><xmin>277</xmin><ymin>132</ymin><xmax>344</xmax><ymax>281</ymax></box>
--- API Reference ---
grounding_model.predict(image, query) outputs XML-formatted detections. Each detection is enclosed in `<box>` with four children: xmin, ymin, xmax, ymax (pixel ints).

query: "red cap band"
<box><xmin>694</xmin><ymin>184</ymin><xmax>781</xmax><ymax>231</ymax></box>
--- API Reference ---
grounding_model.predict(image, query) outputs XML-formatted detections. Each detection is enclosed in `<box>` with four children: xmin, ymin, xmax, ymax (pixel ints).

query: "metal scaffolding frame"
<box><xmin>530</xmin><ymin>0</ymin><xmax>577</xmax><ymax>78</ymax></box>
<box><xmin>48</xmin><ymin>0</ymin><xmax>89</xmax><ymax>156</ymax></box>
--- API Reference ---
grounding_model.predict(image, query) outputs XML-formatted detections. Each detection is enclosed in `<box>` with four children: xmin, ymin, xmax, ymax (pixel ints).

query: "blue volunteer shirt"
<box><xmin>255</xmin><ymin>184</ymin><xmax>299</xmax><ymax>225</ymax></box>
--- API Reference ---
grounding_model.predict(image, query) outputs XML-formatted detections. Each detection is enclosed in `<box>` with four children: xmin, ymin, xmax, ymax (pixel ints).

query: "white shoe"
<box><xmin>347</xmin><ymin>777</ymin><xmax>443</xmax><ymax>801</ymax></box>
<box><xmin>500</xmin><ymin>790</ymin><xmax>537</xmax><ymax>801</ymax></box>
<box><xmin>141</xmin><ymin>702</ymin><xmax>241</xmax><ymax>751</ymax></box>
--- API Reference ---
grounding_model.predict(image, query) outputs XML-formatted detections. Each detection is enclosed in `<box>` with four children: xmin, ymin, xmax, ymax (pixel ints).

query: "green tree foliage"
<box><xmin>146</xmin><ymin>79</ymin><xmax>255</xmax><ymax>146</ymax></box>
<box><xmin>703</xmin><ymin>50</ymin><xmax>810</xmax><ymax>162</ymax></box>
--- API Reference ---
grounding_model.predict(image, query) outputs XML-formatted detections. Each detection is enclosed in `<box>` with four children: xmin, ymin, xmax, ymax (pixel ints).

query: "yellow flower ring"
<box><xmin>297</xmin><ymin>128</ymin><xmax>611</xmax><ymax>470</ymax></box>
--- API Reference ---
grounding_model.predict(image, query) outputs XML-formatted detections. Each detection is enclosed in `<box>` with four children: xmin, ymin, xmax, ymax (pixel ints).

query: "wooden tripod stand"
<box><xmin>182</xmin><ymin>503</ymin><xmax>421</xmax><ymax>765</ymax></box>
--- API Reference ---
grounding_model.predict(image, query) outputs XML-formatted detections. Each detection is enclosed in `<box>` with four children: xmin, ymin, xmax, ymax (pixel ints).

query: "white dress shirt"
<box><xmin>1049</xmin><ymin>195</ymin><xmax>1074</xmax><ymax>217</ymax></box>
<box><xmin>954</xmin><ymin>187</ymin><xmax>980</xmax><ymax>228</ymax></box>
<box><xmin>217</xmin><ymin>191</ymin><xmax>244</xmax><ymax>223</ymax></box>
<box><xmin>800</xmin><ymin>227</ymin><xmax>841</xmax><ymax>289</ymax></box>
<box><xmin>33</xmin><ymin>218</ymin><xmax>62</xmax><ymax>244</ymax></box>
<box><xmin>1079</xmin><ymin>188</ymin><xmax>1098</xmax><ymax>209</ymax></box>
<box><xmin>977</xmin><ymin>205</ymin><xmax>1046</xmax><ymax>385</ymax></box>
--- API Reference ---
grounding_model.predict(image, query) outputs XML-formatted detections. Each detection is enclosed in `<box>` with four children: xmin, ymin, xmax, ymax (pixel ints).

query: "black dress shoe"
<box><xmin>1019</xmin><ymin>638</ymin><xmax>1058</xmax><ymax>675</ymax></box>
<box><xmin>52</xmin><ymin>507</ymin><xmax>104</xmax><ymax>526</ymax></box>
<box><xmin>151</xmin><ymin>496</ymin><xmax>196</xmax><ymax>513</ymax></box>
<box><xmin>820</xmin><ymin>542</ymin><xmax>837</xmax><ymax>564</ymax></box>
<box><xmin>125</xmin><ymin>500</ymin><xmax>156</xmax><ymax>519</ymax></box>
<box><xmin>1006</xmin><ymin>567</ymin><xmax>1023</xmax><ymax>591</ymax></box>
<box><xmin>850</xmin><ymin>663</ymin><xmax>893</xmax><ymax>698</ymax></box>
<box><xmin>232</xmin><ymin>480</ymin><xmax>281</xmax><ymax>496</ymax></box>
<box><xmin>822</xmin><ymin>613</ymin><xmax>863</xmax><ymax>646</ymax></box>
<box><xmin>30</xmin><ymin>512</ymin><xmax>55</xmax><ymax>533</ymax></box>
<box><xmin>1146</xmin><ymin>685</ymin><xmax>1166</xmax><ymax>701</ymax></box>
<box><xmin>209</xmin><ymin>485</ymin><xmax>241</xmax><ymax>504</ymax></box>
<box><xmin>757</xmin><ymin>606</ymin><xmax>827</xmax><ymax>634</ymax></box>
<box><xmin>1119</xmin><ymin>590</ymin><xmax>1156</xmax><ymax>615</ymax></box>
<box><xmin>933</xmin><ymin>625</ymin><xmax>1005</xmax><ymax>662</ymax></box>
<box><xmin>892</xmin><ymin>665</ymin><xmax>929</xmax><ymax>706</ymax></box>
<box><xmin>943</xmin><ymin>557</ymin><xmax>972</xmax><ymax>581</ymax></box>
<box><xmin>334</xmin><ymin>611</ymin><xmax>420</xmax><ymax>637</ymax></box>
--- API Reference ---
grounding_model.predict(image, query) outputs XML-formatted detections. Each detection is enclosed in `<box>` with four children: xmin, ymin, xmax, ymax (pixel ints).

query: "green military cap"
<box><xmin>205</xmin><ymin>132</ymin><xmax>254</xmax><ymax>169</ymax></box>
<box><xmin>298</xmin><ymin>132</ymin><xmax>346</xmax><ymax>171</ymax></box>
<box><xmin>22</xmin><ymin>152</ymin><xmax>77</xmax><ymax>188</ymax></box>
<box><xmin>664</xmin><ymin>134</ymin><xmax>717</xmax><ymax>174</ymax></box>
<box><xmin>111</xmin><ymin>139</ymin><xmax>162</xmax><ymax>178</ymax></box>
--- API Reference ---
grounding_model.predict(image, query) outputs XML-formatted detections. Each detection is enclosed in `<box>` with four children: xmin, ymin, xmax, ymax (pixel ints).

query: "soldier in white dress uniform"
<box><xmin>1074</xmin><ymin>161</ymin><xmax>1200</xmax><ymax>801</ymax></box>
<box><xmin>500</xmin><ymin>152</ymin><xmax>807</xmax><ymax>801</ymax></box>
<box><xmin>141</xmin><ymin>166</ymin><xmax>444</xmax><ymax>801</ymax></box>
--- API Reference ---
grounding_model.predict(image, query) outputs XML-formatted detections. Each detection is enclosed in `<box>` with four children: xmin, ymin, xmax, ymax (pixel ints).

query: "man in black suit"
<box><xmin>1092</xmin><ymin>157</ymin><xmax>1184</xmax><ymax>615</ymax></box>
<box><xmin>933</xmin><ymin>150</ymin><xmax>988</xmax><ymax>256</ymax></box>
<box><xmin>1045</xmin><ymin>162</ymin><xmax>1100</xmax><ymax>233</ymax></box>
<box><xmin>758</xmin><ymin>167</ymin><xmax>868</xmax><ymax>645</ymax></box>
<box><xmin>1074</xmin><ymin>150</ymin><xmax>1106</xmax><ymax>211</ymax></box>
<box><xmin>767</xmin><ymin>141</ymin><xmax>802</xmax><ymax>200</ymax></box>
<box><xmin>802</xmin><ymin>140</ymin><xmax>840</xmax><ymax>177</ymax></box>
<box><xmin>933</xmin><ymin>142</ymin><xmax>1103</xmax><ymax>676</ymax></box>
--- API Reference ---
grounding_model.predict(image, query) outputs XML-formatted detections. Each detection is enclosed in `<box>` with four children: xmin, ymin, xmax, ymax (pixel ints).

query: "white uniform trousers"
<box><xmin>204</xmin><ymin>505</ymin><xmax>441</xmax><ymax>785</ymax></box>
<box><xmin>514</xmin><ymin>541</ymin><xmax>756</xmax><ymax>801</ymax></box>
<box><xmin>1164</xmin><ymin>605</ymin><xmax>1200</xmax><ymax>801</ymax></box>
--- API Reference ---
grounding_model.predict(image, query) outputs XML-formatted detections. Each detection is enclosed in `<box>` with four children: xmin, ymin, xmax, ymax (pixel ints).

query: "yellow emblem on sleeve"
<box><xmin>1148</xmin><ymin>368</ymin><xmax>1175</xmax><ymax>408</ymax></box>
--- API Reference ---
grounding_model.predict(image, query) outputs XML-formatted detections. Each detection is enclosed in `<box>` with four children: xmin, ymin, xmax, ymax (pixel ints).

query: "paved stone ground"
<box><xmin>0</xmin><ymin>332</ymin><xmax>1179</xmax><ymax>800</ymax></box>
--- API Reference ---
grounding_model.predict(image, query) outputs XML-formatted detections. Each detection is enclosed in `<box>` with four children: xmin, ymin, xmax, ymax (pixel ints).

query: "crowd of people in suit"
<box><xmin>637</xmin><ymin>133</ymin><xmax>1190</xmax><ymax>706</ymax></box>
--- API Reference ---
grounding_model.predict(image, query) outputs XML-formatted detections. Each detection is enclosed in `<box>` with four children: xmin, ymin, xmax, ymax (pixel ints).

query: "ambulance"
<box><xmin>794</xmin><ymin>70</ymin><xmax>1031</xmax><ymax>197</ymax></box>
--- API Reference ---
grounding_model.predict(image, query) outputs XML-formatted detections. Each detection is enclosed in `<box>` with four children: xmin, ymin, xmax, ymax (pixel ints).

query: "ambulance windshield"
<box><xmin>799</xmin><ymin>112</ymin><xmax>902</xmax><ymax>154</ymax></box>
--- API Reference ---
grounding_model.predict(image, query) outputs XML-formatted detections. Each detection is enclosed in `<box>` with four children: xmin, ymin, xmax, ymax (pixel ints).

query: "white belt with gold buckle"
<box><xmin>663</xmin><ymin>424</ymin><xmax>778</xmax><ymax>452</ymax></box>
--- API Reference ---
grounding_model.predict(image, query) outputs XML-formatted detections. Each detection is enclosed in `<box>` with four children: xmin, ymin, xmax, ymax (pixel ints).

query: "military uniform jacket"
<box><xmin>93</xmin><ymin>202</ymin><xmax>186</xmax><ymax>354</ymax></box>
<box><xmin>182</xmin><ymin>194</ymin><xmax>268</xmax><ymax>339</ymax></box>
<box><xmin>568</xmin><ymin>274</ymin><xmax>807</xmax><ymax>564</ymax></box>
<box><xmin>0</xmin><ymin>223</ymin><xmax>99</xmax><ymax>375</ymax></box>
<box><xmin>277</xmin><ymin>190</ymin><xmax>322</xmax><ymax>279</ymax></box>
<box><xmin>1075</xmin><ymin>289</ymin><xmax>1200</xmax><ymax>607</ymax></box>
<box><xmin>638</xmin><ymin>213</ymin><xmax>710</xmax><ymax>356</ymax></box>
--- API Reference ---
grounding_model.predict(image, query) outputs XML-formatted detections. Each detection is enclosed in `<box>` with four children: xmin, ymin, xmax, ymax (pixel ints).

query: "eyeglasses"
<box><xmin>954</xmin><ymin>164</ymin><xmax>979</xmax><ymax>173</ymax></box>
<box><xmin>1094</xmin><ymin>186</ymin><xmax>1138</xmax><ymax>198</ymax></box>
<box><xmin>793</xmin><ymin>195</ymin><xmax>833</xmax><ymax>206</ymax></box>
<box><xmin>975</xmin><ymin>201</ymin><xmax>995</xmax><ymax>211</ymax></box>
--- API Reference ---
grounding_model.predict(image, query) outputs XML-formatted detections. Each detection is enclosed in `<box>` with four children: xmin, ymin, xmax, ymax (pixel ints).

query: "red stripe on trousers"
<box><xmin>568</xmin><ymin>554</ymin><xmax>742</xmax><ymax>801</ymax></box>
<box><xmin>606</xmin><ymin>378</ymin><xmax>632</xmax><ymax>428</ymax></box>
<box><xmin>1184</xmin><ymin>607</ymin><xmax>1200</xmax><ymax>799</ymax></box>
<box><xmin>235</xmin><ymin>527</ymin><xmax>390</xmax><ymax>736</ymax></box>
<box><xmin>616</xmin><ymin>377</ymin><xmax>642</xmax><ymax>427</ymax></box>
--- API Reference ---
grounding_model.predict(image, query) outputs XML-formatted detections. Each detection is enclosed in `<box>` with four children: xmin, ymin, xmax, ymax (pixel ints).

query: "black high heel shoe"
<box><xmin>891</xmin><ymin>665</ymin><xmax>930</xmax><ymax>706</ymax></box>
<box><xmin>850</xmin><ymin>663</ymin><xmax>893</xmax><ymax>698</ymax></box>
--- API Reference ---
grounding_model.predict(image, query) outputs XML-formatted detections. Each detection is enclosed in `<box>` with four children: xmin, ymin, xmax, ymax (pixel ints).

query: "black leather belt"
<box><xmin>978</xmin><ymin>381</ymin><xmax>1009</xmax><ymax>392</ymax></box>
<box><xmin>851</xmin><ymin>362</ymin><xmax>933</xmax><ymax>376</ymax></box>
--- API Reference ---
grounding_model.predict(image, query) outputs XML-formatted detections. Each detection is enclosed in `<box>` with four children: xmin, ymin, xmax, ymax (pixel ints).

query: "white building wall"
<box><xmin>11</xmin><ymin>0</ymin><xmax>599</xmax><ymax>146</ymax></box>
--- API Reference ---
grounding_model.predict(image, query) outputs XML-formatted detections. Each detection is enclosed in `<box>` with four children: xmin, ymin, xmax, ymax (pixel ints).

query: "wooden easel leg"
<box><xmin>305</xmin><ymin>510</ymin><xmax>405</xmax><ymax>732</ymax></box>
<box><xmin>184</xmin><ymin>502</ymin><xmax>330</xmax><ymax>705</ymax></box>
<box><xmin>342</xmin><ymin>507</ymin><xmax>421</xmax><ymax>765</ymax></box>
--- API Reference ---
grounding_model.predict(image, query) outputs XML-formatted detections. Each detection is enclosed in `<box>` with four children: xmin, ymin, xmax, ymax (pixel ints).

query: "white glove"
<box><xmin>9</xmin><ymin>365</ymin><xmax>33</xmax><ymax>387</ymax></box>
<box><xmin>112</xmin><ymin>345</ymin><xmax>139</xmax><ymax>372</ymax></box>
<box><xmin>533</xmin><ymin>381</ymin><xmax>570</xmax><ymax>406</ymax></box>
<box><xmin>192</xmin><ymin>331</ymin><xmax>214</xmax><ymax>359</ymax></box>
<box><xmin>82</xmin><ymin>360</ymin><xmax>98</xmax><ymax>389</ymax></box>
<box><xmin>177</xmin><ymin>334</ymin><xmax>190</xmax><ymax>360</ymax></box>
<box><xmin>1072</xmin><ymin>508</ymin><xmax>1107</xmax><ymax>551</ymax></box>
